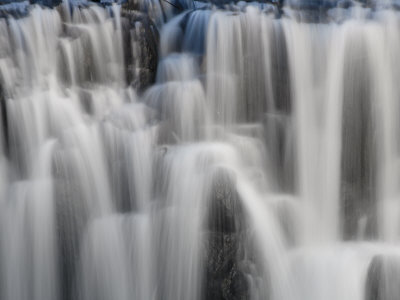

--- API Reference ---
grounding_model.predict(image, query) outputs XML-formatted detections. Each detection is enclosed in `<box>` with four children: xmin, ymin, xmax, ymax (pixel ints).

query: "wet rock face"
<box><xmin>208</xmin><ymin>169</ymin><xmax>244</xmax><ymax>233</ymax></box>
<box><xmin>366</xmin><ymin>255</ymin><xmax>400</xmax><ymax>300</ymax></box>
<box><xmin>205</xmin><ymin>233</ymin><xmax>249</xmax><ymax>300</ymax></box>
<box><xmin>204</xmin><ymin>169</ymin><xmax>250</xmax><ymax>300</ymax></box>
<box><xmin>121</xmin><ymin>9</ymin><xmax>159</xmax><ymax>92</ymax></box>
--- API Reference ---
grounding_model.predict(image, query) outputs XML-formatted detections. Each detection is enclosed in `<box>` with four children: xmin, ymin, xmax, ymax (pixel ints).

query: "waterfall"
<box><xmin>2</xmin><ymin>1</ymin><xmax>400</xmax><ymax>300</ymax></box>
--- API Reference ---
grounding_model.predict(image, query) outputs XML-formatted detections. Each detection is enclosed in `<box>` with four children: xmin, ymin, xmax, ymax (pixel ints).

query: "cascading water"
<box><xmin>1</xmin><ymin>0</ymin><xmax>400</xmax><ymax>299</ymax></box>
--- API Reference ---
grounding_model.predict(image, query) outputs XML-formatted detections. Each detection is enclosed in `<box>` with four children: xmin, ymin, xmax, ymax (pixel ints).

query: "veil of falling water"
<box><xmin>2</xmin><ymin>0</ymin><xmax>400</xmax><ymax>300</ymax></box>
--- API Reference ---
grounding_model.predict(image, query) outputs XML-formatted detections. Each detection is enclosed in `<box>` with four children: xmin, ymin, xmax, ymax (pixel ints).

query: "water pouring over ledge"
<box><xmin>1</xmin><ymin>0</ymin><xmax>400</xmax><ymax>299</ymax></box>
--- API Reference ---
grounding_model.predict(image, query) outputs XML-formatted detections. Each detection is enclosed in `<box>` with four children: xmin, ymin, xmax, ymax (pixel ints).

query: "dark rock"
<box><xmin>30</xmin><ymin>0</ymin><xmax>62</xmax><ymax>8</ymax></box>
<box><xmin>196</xmin><ymin>0</ymin><xmax>280</xmax><ymax>9</ymax></box>
<box><xmin>205</xmin><ymin>232</ymin><xmax>249</xmax><ymax>300</ymax></box>
<box><xmin>121</xmin><ymin>9</ymin><xmax>159</xmax><ymax>92</ymax></box>
<box><xmin>366</xmin><ymin>255</ymin><xmax>400</xmax><ymax>300</ymax></box>
<box><xmin>122</xmin><ymin>0</ymin><xmax>168</xmax><ymax>27</ymax></box>
<box><xmin>208</xmin><ymin>168</ymin><xmax>245</xmax><ymax>233</ymax></box>
<box><xmin>285</xmin><ymin>0</ymin><xmax>369</xmax><ymax>10</ymax></box>
<box><xmin>206</xmin><ymin>234</ymin><xmax>240</xmax><ymax>280</ymax></box>
<box><xmin>98</xmin><ymin>0</ymin><xmax>127</xmax><ymax>5</ymax></box>
<box><xmin>221</xmin><ymin>267</ymin><xmax>248</xmax><ymax>299</ymax></box>
<box><xmin>131</xmin><ymin>67</ymin><xmax>154</xmax><ymax>91</ymax></box>
<box><xmin>121</xmin><ymin>0</ymin><xmax>140</xmax><ymax>10</ymax></box>
<box><xmin>204</xmin><ymin>168</ymin><xmax>250</xmax><ymax>300</ymax></box>
<box><xmin>286</xmin><ymin>0</ymin><xmax>337</xmax><ymax>10</ymax></box>
<box><xmin>336</xmin><ymin>0</ymin><xmax>354</xmax><ymax>8</ymax></box>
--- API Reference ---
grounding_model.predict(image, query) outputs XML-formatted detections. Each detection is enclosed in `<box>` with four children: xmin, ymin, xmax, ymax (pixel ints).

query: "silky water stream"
<box><xmin>0</xmin><ymin>2</ymin><xmax>400</xmax><ymax>300</ymax></box>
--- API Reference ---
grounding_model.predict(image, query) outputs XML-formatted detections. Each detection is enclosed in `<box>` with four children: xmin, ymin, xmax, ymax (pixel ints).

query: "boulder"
<box><xmin>121</xmin><ymin>9</ymin><xmax>159</xmax><ymax>92</ymax></box>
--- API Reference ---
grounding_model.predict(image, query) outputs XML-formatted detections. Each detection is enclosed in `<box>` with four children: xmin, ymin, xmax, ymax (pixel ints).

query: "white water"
<box><xmin>1</xmin><ymin>2</ymin><xmax>400</xmax><ymax>300</ymax></box>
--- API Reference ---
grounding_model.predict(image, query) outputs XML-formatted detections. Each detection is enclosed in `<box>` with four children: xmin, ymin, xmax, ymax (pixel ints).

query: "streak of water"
<box><xmin>1</xmin><ymin>2</ymin><xmax>400</xmax><ymax>300</ymax></box>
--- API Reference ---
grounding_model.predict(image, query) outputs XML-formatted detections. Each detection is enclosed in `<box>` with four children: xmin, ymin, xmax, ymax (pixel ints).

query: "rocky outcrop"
<box><xmin>366</xmin><ymin>255</ymin><xmax>400</xmax><ymax>300</ymax></box>
<box><xmin>204</xmin><ymin>168</ymin><xmax>250</xmax><ymax>300</ymax></box>
<box><xmin>121</xmin><ymin>9</ymin><xmax>159</xmax><ymax>92</ymax></box>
